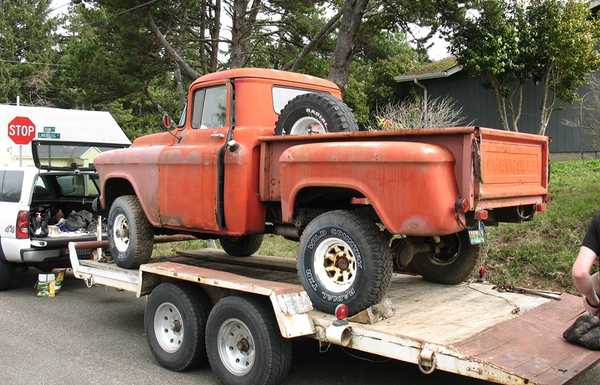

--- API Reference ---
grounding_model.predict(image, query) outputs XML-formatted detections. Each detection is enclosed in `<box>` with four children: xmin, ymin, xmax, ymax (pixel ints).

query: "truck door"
<box><xmin>158</xmin><ymin>82</ymin><xmax>229</xmax><ymax>232</ymax></box>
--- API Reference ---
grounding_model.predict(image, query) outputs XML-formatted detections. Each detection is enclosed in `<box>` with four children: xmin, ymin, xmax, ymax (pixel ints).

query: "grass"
<box><xmin>152</xmin><ymin>159</ymin><xmax>600</xmax><ymax>293</ymax></box>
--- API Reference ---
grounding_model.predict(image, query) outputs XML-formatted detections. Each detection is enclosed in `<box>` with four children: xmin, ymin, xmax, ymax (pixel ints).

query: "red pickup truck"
<box><xmin>94</xmin><ymin>68</ymin><xmax>549</xmax><ymax>314</ymax></box>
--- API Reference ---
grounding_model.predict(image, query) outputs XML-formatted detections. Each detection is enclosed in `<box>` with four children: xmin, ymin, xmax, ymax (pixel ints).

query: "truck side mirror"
<box><xmin>161</xmin><ymin>113</ymin><xmax>173</xmax><ymax>130</ymax></box>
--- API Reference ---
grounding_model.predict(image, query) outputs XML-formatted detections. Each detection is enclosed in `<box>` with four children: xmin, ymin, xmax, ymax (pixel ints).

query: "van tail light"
<box><xmin>16</xmin><ymin>211</ymin><xmax>29</xmax><ymax>239</ymax></box>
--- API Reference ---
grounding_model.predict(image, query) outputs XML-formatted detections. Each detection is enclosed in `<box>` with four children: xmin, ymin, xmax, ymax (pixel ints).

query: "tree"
<box><xmin>446</xmin><ymin>0</ymin><xmax>600</xmax><ymax>135</ymax></box>
<box><xmin>0</xmin><ymin>0</ymin><xmax>59</xmax><ymax>105</ymax></box>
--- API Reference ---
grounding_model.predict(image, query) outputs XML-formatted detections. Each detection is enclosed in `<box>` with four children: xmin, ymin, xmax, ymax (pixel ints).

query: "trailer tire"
<box><xmin>219</xmin><ymin>235</ymin><xmax>264</xmax><ymax>257</ymax></box>
<box><xmin>206</xmin><ymin>296</ymin><xmax>292</xmax><ymax>385</ymax></box>
<box><xmin>145</xmin><ymin>283</ymin><xmax>211</xmax><ymax>371</ymax></box>
<box><xmin>298</xmin><ymin>210</ymin><xmax>393</xmax><ymax>315</ymax></box>
<box><xmin>108</xmin><ymin>195</ymin><xmax>153</xmax><ymax>269</ymax></box>
<box><xmin>275</xmin><ymin>93</ymin><xmax>358</xmax><ymax>135</ymax></box>
<box><xmin>0</xmin><ymin>260</ymin><xmax>14</xmax><ymax>291</ymax></box>
<box><xmin>411</xmin><ymin>231</ymin><xmax>480</xmax><ymax>284</ymax></box>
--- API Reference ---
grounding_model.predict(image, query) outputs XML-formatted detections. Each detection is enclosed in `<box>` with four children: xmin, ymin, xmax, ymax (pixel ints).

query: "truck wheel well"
<box><xmin>104</xmin><ymin>178</ymin><xmax>135</xmax><ymax>210</ymax></box>
<box><xmin>293</xmin><ymin>187</ymin><xmax>381</xmax><ymax>232</ymax></box>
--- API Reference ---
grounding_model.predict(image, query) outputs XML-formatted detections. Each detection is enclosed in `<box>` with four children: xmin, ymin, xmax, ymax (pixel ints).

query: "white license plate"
<box><xmin>468</xmin><ymin>222</ymin><xmax>486</xmax><ymax>245</ymax></box>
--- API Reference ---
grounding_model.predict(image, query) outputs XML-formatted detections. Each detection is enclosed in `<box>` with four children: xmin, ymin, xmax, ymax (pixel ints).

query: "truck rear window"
<box><xmin>0</xmin><ymin>170</ymin><xmax>24</xmax><ymax>202</ymax></box>
<box><xmin>272</xmin><ymin>86</ymin><xmax>314</xmax><ymax>114</ymax></box>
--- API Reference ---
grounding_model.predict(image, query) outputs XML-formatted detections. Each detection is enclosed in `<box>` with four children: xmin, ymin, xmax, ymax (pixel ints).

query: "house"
<box><xmin>394</xmin><ymin>2</ymin><xmax>600</xmax><ymax>159</ymax></box>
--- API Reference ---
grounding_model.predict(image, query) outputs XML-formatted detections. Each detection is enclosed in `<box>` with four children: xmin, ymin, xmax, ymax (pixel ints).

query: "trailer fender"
<box><xmin>279</xmin><ymin>141</ymin><xmax>464</xmax><ymax>236</ymax></box>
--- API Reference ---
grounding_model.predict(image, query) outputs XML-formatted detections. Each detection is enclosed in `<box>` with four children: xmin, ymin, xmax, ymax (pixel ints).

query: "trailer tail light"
<box><xmin>536</xmin><ymin>203</ymin><xmax>546</xmax><ymax>213</ymax></box>
<box><xmin>16</xmin><ymin>211</ymin><xmax>29</xmax><ymax>239</ymax></box>
<box><xmin>335</xmin><ymin>304</ymin><xmax>348</xmax><ymax>321</ymax></box>
<box><xmin>475</xmin><ymin>210</ymin><xmax>489</xmax><ymax>221</ymax></box>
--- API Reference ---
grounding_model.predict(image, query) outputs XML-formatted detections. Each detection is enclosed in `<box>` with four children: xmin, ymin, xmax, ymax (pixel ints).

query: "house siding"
<box><xmin>403</xmin><ymin>71</ymin><xmax>600</xmax><ymax>153</ymax></box>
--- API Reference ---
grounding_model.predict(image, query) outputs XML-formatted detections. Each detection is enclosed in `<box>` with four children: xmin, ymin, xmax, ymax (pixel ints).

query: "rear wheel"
<box><xmin>108</xmin><ymin>195</ymin><xmax>154</xmax><ymax>269</ymax></box>
<box><xmin>219</xmin><ymin>235</ymin><xmax>264</xmax><ymax>257</ymax></box>
<box><xmin>275</xmin><ymin>93</ymin><xmax>358</xmax><ymax>136</ymax></box>
<box><xmin>206</xmin><ymin>296</ymin><xmax>292</xmax><ymax>385</ymax></box>
<box><xmin>0</xmin><ymin>260</ymin><xmax>14</xmax><ymax>291</ymax></box>
<box><xmin>145</xmin><ymin>283</ymin><xmax>211</xmax><ymax>371</ymax></box>
<box><xmin>298</xmin><ymin>210</ymin><xmax>393</xmax><ymax>315</ymax></box>
<box><xmin>411</xmin><ymin>231</ymin><xmax>480</xmax><ymax>284</ymax></box>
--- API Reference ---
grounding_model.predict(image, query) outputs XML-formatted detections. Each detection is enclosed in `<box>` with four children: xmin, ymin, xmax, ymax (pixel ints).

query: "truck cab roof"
<box><xmin>191</xmin><ymin>68</ymin><xmax>340</xmax><ymax>91</ymax></box>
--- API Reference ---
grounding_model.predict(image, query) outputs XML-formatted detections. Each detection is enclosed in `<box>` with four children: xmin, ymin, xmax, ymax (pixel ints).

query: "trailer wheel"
<box><xmin>298</xmin><ymin>210</ymin><xmax>393</xmax><ymax>315</ymax></box>
<box><xmin>219</xmin><ymin>235</ymin><xmax>264</xmax><ymax>257</ymax></box>
<box><xmin>411</xmin><ymin>231</ymin><xmax>480</xmax><ymax>284</ymax></box>
<box><xmin>0</xmin><ymin>260</ymin><xmax>14</xmax><ymax>291</ymax></box>
<box><xmin>275</xmin><ymin>93</ymin><xmax>358</xmax><ymax>135</ymax></box>
<box><xmin>206</xmin><ymin>296</ymin><xmax>292</xmax><ymax>385</ymax></box>
<box><xmin>145</xmin><ymin>283</ymin><xmax>211</xmax><ymax>371</ymax></box>
<box><xmin>108</xmin><ymin>195</ymin><xmax>154</xmax><ymax>269</ymax></box>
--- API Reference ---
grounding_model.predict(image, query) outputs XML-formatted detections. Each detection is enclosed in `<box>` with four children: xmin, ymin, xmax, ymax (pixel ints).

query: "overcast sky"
<box><xmin>49</xmin><ymin>0</ymin><xmax>451</xmax><ymax>62</ymax></box>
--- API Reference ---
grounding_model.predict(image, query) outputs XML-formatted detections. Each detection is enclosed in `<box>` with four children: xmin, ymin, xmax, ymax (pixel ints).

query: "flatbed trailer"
<box><xmin>68</xmin><ymin>239</ymin><xmax>599</xmax><ymax>385</ymax></box>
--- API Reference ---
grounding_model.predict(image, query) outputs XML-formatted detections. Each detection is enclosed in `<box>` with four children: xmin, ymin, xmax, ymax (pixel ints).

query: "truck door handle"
<box><xmin>210</xmin><ymin>133</ymin><xmax>225</xmax><ymax>139</ymax></box>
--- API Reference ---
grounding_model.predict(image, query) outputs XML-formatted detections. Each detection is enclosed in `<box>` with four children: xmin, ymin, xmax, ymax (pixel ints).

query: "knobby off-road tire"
<box><xmin>219</xmin><ymin>235</ymin><xmax>264</xmax><ymax>257</ymax></box>
<box><xmin>206</xmin><ymin>296</ymin><xmax>293</xmax><ymax>385</ymax></box>
<box><xmin>145</xmin><ymin>283</ymin><xmax>211</xmax><ymax>371</ymax></box>
<box><xmin>108</xmin><ymin>195</ymin><xmax>154</xmax><ymax>269</ymax></box>
<box><xmin>274</xmin><ymin>93</ymin><xmax>359</xmax><ymax>135</ymax></box>
<box><xmin>411</xmin><ymin>230</ymin><xmax>480</xmax><ymax>284</ymax></box>
<box><xmin>298</xmin><ymin>210</ymin><xmax>393</xmax><ymax>315</ymax></box>
<box><xmin>0</xmin><ymin>259</ymin><xmax>14</xmax><ymax>291</ymax></box>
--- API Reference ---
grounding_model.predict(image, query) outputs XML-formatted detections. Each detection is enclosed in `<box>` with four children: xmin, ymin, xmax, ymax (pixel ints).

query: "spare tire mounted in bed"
<box><xmin>274</xmin><ymin>93</ymin><xmax>359</xmax><ymax>135</ymax></box>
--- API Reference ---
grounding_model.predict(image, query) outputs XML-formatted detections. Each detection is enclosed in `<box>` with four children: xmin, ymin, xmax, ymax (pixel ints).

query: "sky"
<box><xmin>49</xmin><ymin>0</ymin><xmax>451</xmax><ymax>62</ymax></box>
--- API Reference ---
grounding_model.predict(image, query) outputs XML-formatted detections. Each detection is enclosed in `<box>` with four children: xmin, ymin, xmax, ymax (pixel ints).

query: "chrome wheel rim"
<box><xmin>313</xmin><ymin>237</ymin><xmax>357</xmax><ymax>293</ymax></box>
<box><xmin>217</xmin><ymin>318</ymin><xmax>255</xmax><ymax>376</ymax></box>
<box><xmin>154</xmin><ymin>302</ymin><xmax>184</xmax><ymax>354</ymax></box>
<box><xmin>289</xmin><ymin>116</ymin><xmax>326</xmax><ymax>135</ymax></box>
<box><xmin>113</xmin><ymin>213</ymin><xmax>129</xmax><ymax>253</ymax></box>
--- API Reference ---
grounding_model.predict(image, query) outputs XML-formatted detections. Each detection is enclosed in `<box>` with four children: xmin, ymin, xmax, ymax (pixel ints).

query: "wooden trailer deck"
<box><xmin>176</xmin><ymin>249</ymin><xmax>600</xmax><ymax>385</ymax></box>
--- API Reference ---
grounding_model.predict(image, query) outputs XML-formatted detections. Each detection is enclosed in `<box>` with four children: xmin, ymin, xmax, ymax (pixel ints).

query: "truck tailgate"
<box><xmin>476</xmin><ymin>128</ymin><xmax>549</xmax><ymax>208</ymax></box>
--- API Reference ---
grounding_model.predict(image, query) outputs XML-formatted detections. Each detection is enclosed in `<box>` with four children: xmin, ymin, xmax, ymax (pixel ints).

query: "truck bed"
<box><xmin>259</xmin><ymin>126</ymin><xmax>549</xmax><ymax>211</ymax></box>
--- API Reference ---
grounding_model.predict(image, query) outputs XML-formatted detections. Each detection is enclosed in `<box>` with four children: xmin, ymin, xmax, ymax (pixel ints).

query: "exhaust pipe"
<box><xmin>325</xmin><ymin>324</ymin><xmax>352</xmax><ymax>347</ymax></box>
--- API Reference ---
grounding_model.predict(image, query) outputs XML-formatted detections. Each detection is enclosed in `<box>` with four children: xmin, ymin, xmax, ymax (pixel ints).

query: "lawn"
<box><xmin>152</xmin><ymin>159</ymin><xmax>600</xmax><ymax>293</ymax></box>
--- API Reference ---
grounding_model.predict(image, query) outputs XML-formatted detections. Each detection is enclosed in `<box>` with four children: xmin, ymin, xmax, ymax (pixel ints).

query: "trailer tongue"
<box><xmin>68</xmin><ymin>240</ymin><xmax>598</xmax><ymax>385</ymax></box>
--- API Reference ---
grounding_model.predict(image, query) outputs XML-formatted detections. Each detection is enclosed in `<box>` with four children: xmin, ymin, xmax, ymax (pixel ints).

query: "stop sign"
<box><xmin>8</xmin><ymin>116</ymin><xmax>36</xmax><ymax>145</ymax></box>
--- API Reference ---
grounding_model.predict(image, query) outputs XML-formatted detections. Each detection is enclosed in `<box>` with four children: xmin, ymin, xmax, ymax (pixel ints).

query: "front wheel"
<box><xmin>0</xmin><ymin>259</ymin><xmax>15</xmax><ymax>291</ymax></box>
<box><xmin>410</xmin><ymin>231</ymin><xmax>480</xmax><ymax>284</ymax></box>
<box><xmin>206</xmin><ymin>296</ymin><xmax>292</xmax><ymax>385</ymax></box>
<box><xmin>298</xmin><ymin>210</ymin><xmax>393</xmax><ymax>315</ymax></box>
<box><xmin>108</xmin><ymin>195</ymin><xmax>154</xmax><ymax>269</ymax></box>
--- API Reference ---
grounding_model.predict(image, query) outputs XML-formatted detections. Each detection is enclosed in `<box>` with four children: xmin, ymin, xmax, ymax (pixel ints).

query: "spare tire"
<box><xmin>275</xmin><ymin>93</ymin><xmax>358</xmax><ymax>135</ymax></box>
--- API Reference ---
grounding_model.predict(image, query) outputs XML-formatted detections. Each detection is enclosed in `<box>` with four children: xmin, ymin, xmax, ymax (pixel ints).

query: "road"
<box><xmin>0</xmin><ymin>269</ymin><xmax>597</xmax><ymax>385</ymax></box>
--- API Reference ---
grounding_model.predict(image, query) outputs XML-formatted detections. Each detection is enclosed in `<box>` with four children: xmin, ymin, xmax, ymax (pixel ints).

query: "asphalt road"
<box><xmin>0</xmin><ymin>269</ymin><xmax>598</xmax><ymax>385</ymax></box>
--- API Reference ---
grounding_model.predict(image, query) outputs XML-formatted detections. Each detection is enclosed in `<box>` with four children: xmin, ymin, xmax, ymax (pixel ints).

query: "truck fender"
<box><xmin>279</xmin><ymin>141</ymin><xmax>464</xmax><ymax>236</ymax></box>
<box><xmin>101</xmin><ymin>173</ymin><xmax>160</xmax><ymax>227</ymax></box>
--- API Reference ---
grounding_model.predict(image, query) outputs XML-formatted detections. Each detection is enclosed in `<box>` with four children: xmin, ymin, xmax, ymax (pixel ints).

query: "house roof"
<box><xmin>394</xmin><ymin>58</ymin><xmax>463</xmax><ymax>83</ymax></box>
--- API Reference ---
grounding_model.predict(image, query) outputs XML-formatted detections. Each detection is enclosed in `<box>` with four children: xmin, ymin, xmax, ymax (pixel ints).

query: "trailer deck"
<box><xmin>68</xmin><ymin>242</ymin><xmax>600</xmax><ymax>385</ymax></box>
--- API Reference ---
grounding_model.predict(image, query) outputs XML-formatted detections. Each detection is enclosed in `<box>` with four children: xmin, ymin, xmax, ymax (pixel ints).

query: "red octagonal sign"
<box><xmin>8</xmin><ymin>116</ymin><xmax>36</xmax><ymax>145</ymax></box>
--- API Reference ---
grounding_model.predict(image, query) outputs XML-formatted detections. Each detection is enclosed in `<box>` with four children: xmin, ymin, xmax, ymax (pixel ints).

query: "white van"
<box><xmin>0</xmin><ymin>105</ymin><xmax>130</xmax><ymax>290</ymax></box>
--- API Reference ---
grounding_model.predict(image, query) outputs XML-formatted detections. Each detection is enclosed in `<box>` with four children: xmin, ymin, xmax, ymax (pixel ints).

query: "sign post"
<box><xmin>8</xmin><ymin>116</ymin><xmax>37</xmax><ymax>166</ymax></box>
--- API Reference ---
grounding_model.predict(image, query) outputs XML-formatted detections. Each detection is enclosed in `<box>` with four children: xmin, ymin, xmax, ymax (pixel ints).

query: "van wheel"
<box><xmin>411</xmin><ymin>231</ymin><xmax>480</xmax><ymax>284</ymax></box>
<box><xmin>145</xmin><ymin>283</ymin><xmax>211</xmax><ymax>371</ymax></box>
<box><xmin>206</xmin><ymin>296</ymin><xmax>292</xmax><ymax>385</ymax></box>
<box><xmin>108</xmin><ymin>195</ymin><xmax>153</xmax><ymax>269</ymax></box>
<box><xmin>298</xmin><ymin>210</ymin><xmax>393</xmax><ymax>315</ymax></box>
<box><xmin>219</xmin><ymin>235</ymin><xmax>263</xmax><ymax>257</ymax></box>
<box><xmin>0</xmin><ymin>260</ymin><xmax>14</xmax><ymax>291</ymax></box>
<box><xmin>275</xmin><ymin>93</ymin><xmax>358</xmax><ymax>135</ymax></box>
